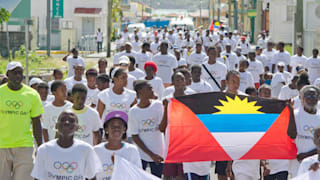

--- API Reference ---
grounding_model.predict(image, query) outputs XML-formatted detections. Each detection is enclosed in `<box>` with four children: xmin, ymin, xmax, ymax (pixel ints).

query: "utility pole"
<box><xmin>218</xmin><ymin>0</ymin><xmax>221</xmax><ymax>22</ymax></box>
<box><xmin>106</xmin><ymin>0</ymin><xmax>113</xmax><ymax>57</ymax></box>
<box><xmin>25</xmin><ymin>19</ymin><xmax>31</xmax><ymax>85</ymax></box>
<box><xmin>294</xmin><ymin>0</ymin><xmax>303</xmax><ymax>54</ymax></box>
<box><xmin>6</xmin><ymin>21</ymin><xmax>10</xmax><ymax>62</ymax></box>
<box><xmin>234</xmin><ymin>0</ymin><xmax>238</xmax><ymax>30</ymax></box>
<box><xmin>46</xmin><ymin>0</ymin><xmax>51</xmax><ymax>56</ymax></box>
<box><xmin>241</xmin><ymin>0</ymin><xmax>244</xmax><ymax>32</ymax></box>
<box><xmin>228</xmin><ymin>0</ymin><xmax>232</xmax><ymax>29</ymax></box>
<box><xmin>254</xmin><ymin>0</ymin><xmax>262</xmax><ymax>43</ymax></box>
<box><xmin>250</xmin><ymin>0</ymin><xmax>256</xmax><ymax>44</ymax></box>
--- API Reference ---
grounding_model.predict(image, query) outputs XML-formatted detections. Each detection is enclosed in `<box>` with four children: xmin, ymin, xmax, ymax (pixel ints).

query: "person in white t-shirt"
<box><xmin>62</xmin><ymin>48</ymin><xmax>86</xmax><ymax>77</ymax></box>
<box><xmin>306</xmin><ymin>49</ymin><xmax>320</xmax><ymax>84</ymax></box>
<box><xmin>278</xmin><ymin>75</ymin><xmax>299</xmax><ymax>100</ymax></box>
<box><xmin>143</xmin><ymin>61</ymin><xmax>165</xmax><ymax>99</ymax></box>
<box><xmin>189</xmin><ymin>64</ymin><xmax>213</xmax><ymax>93</ymax></box>
<box><xmin>174</xmin><ymin>48</ymin><xmax>188</xmax><ymax>68</ymax></box>
<box><xmin>118</xmin><ymin>56</ymin><xmax>137</xmax><ymax>90</ymax></box>
<box><xmin>247</xmin><ymin>50</ymin><xmax>264</xmax><ymax>89</ymax></box>
<box><xmin>85</xmin><ymin>68</ymin><xmax>99</xmax><ymax>108</ymax></box>
<box><xmin>48</xmin><ymin>69</ymin><xmax>63</xmax><ymax>94</ymax></box>
<box><xmin>238</xmin><ymin>60</ymin><xmax>255</xmax><ymax>92</ymax></box>
<box><xmin>97</xmin><ymin>28</ymin><xmax>103</xmax><ymax>53</ymax></box>
<box><xmin>188</xmin><ymin>42</ymin><xmax>207</xmax><ymax>66</ymax></box>
<box><xmin>290</xmin><ymin>47</ymin><xmax>308</xmax><ymax>75</ymax></box>
<box><xmin>37</xmin><ymin>82</ymin><xmax>54</xmax><ymax>107</ymax></box>
<box><xmin>272</xmin><ymin>42</ymin><xmax>291</xmax><ymax>73</ymax></box>
<box><xmin>127</xmin><ymin>56</ymin><xmax>145</xmax><ymax>80</ymax></box>
<box><xmin>131</xmin><ymin>35</ymin><xmax>142</xmax><ymax>52</ymax></box>
<box><xmin>201</xmin><ymin>46</ymin><xmax>227</xmax><ymax>92</ymax></box>
<box><xmin>255</xmin><ymin>47</ymin><xmax>268</xmax><ymax>72</ymax></box>
<box><xmin>97</xmin><ymin>68</ymin><xmax>137</xmax><ymax>121</ymax></box>
<box><xmin>152</xmin><ymin>41</ymin><xmax>178</xmax><ymax>87</ymax></box>
<box><xmin>98</xmin><ymin>58</ymin><xmax>108</xmax><ymax>75</ymax></box>
<box><xmin>136</xmin><ymin>42</ymin><xmax>153</xmax><ymax>70</ymax></box>
<box><xmin>235</xmin><ymin>47</ymin><xmax>247</xmax><ymax>62</ymax></box>
<box><xmin>71</xmin><ymin>84</ymin><xmax>102</xmax><ymax>146</ymax></box>
<box><xmin>96</xmin><ymin>74</ymin><xmax>110</xmax><ymax>92</ymax></box>
<box><xmin>113</xmin><ymin>42</ymin><xmax>138</xmax><ymax>65</ymax></box>
<box><xmin>94</xmin><ymin>111</ymin><xmax>142</xmax><ymax>180</ymax></box>
<box><xmin>221</xmin><ymin>43</ymin><xmax>239</xmax><ymax>70</ymax></box>
<box><xmin>64</xmin><ymin>64</ymin><xmax>87</xmax><ymax>91</ymax></box>
<box><xmin>257</xmin><ymin>33</ymin><xmax>267</xmax><ymax>50</ymax></box>
<box><xmin>151</xmin><ymin>36</ymin><xmax>160</xmax><ymax>55</ymax></box>
<box><xmin>236</xmin><ymin>36</ymin><xmax>251</xmax><ymax>56</ymax></box>
<box><xmin>31</xmin><ymin>110</ymin><xmax>101</xmax><ymax>180</ymax></box>
<box><xmin>297</xmin><ymin>126</ymin><xmax>320</xmax><ymax>175</ymax></box>
<box><xmin>262</xmin><ymin>42</ymin><xmax>276</xmax><ymax>72</ymax></box>
<box><xmin>288</xmin><ymin>85</ymin><xmax>320</xmax><ymax>177</ymax></box>
<box><xmin>42</xmin><ymin>80</ymin><xmax>73</xmax><ymax>142</ymax></box>
<box><xmin>271</xmin><ymin>62</ymin><xmax>287</xmax><ymax>98</ymax></box>
<box><xmin>128</xmin><ymin>80</ymin><xmax>165</xmax><ymax>178</ymax></box>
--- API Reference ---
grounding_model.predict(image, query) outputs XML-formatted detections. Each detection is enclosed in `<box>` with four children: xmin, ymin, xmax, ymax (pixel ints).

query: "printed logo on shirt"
<box><xmin>6</xmin><ymin>100</ymin><xmax>23</xmax><ymax>109</ymax></box>
<box><xmin>74</xmin><ymin>125</ymin><xmax>90</xmax><ymax>139</ymax></box>
<box><xmin>304</xmin><ymin>125</ymin><xmax>315</xmax><ymax>135</ymax></box>
<box><xmin>53</xmin><ymin>161</ymin><xmax>78</xmax><ymax>173</ymax></box>
<box><xmin>142</xmin><ymin>118</ymin><xmax>156</xmax><ymax>128</ymax></box>
<box><xmin>103</xmin><ymin>163</ymin><xmax>113</xmax><ymax>175</ymax></box>
<box><xmin>110</xmin><ymin>103</ymin><xmax>127</xmax><ymax>109</ymax></box>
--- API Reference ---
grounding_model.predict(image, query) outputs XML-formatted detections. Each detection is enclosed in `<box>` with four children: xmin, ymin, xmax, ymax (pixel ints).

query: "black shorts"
<box><xmin>214</xmin><ymin>161</ymin><xmax>228</xmax><ymax>176</ymax></box>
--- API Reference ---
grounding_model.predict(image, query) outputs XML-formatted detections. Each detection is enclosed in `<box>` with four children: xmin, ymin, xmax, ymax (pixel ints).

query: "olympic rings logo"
<box><xmin>304</xmin><ymin>125</ymin><xmax>315</xmax><ymax>135</ymax></box>
<box><xmin>53</xmin><ymin>161</ymin><xmax>78</xmax><ymax>174</ymax></box>
<box><xmin>77</xmin><ymin>125</ymin><xmax>87</xmax><ymax>133</ymax></box>
<box><xmin>110</xmin><ymin>103</ymin><xmax>127</xmax><ymax>109</ymax></box>
<box><xmin>142</xmin><ymin>118</ymin><xmax>156</xmax><ymax>128</ymax></box>
<box><xmin>6</xmin><ymin>100</ymin><xmax>23</xmax><ymax>109</ymax></box>
<box><xmin>103</xmin><ymin>163</ymin><xmax>113</xmax><ymax>174</ymax></box>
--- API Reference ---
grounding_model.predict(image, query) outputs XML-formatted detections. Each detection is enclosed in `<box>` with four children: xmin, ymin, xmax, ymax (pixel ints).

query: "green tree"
<box><xmin>0</xmin><ymin>8</ymin><xmax>10</xmax><ymax>24</ymax></box>
<box><xmin>111</xmin><ymin>0</ymin><xmax>122</xmax><ymax>40</ymax></box>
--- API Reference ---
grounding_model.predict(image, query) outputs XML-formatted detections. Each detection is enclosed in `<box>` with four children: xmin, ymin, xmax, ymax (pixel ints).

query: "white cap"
<box><xmin>6</xmin><ymin>61</ymin><xmax>23</xmax><ymax>73</ymax></box>
<box><xmin>124</xmin><ymin>42</ymin><xmax>132</xmax><ymax>47</ymax></box>
<box><xmin>277</xmin><ymin>62</ymin><xmax>285</xmax><ymax>67</ymax></box>
<box><xmin>314</xmin><ymin>78</ymin><xmax>320</xmax><ymax>87</ymax></box>
<box><xmin>118</xmin><ymin>56</ymin><xmax>130</xmax><ymax>65</ymax></box>
<box><xmin>29</xmin><ymin>77</ymin><xmax>43</xmax><ymax>86</ymax></box>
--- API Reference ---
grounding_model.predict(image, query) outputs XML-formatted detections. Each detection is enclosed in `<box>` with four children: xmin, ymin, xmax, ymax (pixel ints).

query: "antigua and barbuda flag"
<box><xmin>164</xmin><ymin>92</ymin><xmax>297</xmax><ymax>163</ymax></box>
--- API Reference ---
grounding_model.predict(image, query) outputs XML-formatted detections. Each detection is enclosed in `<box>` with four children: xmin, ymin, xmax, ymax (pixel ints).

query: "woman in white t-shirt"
<box><xmin>94</xmin><ymin>111</ymin><xmax>142</xmax><ymax>180</ymax></box>
<box><xmin>288</xmin><ymin>85</ymin><xmax>320</xmax><ymax>178</ymax></box>
<box><xmin>97</xmin><ymin>68</ymin><xmax>137</xmax><ymax>121</ymax></box>
<box><xmin>142</xmin><ymin>61</ymin><xmax>165</xmax><ymax>99</ymax></box>
<box><xmin>238</xmin><ymin>60</ymin><xmax>255</xmax><ymax>92</ymax></box>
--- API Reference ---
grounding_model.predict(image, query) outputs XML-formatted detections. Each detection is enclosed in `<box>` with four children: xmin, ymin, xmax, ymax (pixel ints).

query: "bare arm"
<box><xmin>97</xmin><ymin>100</ymin><xmax>105</xmax><ymax>119</ymax></box>
<box><xmin>62</xmin><ymin>53</ymin><xmax>71</xmax><ymax>61</ymax></box>
<box><xmin>132</xmin><ymin>135</ymin><xmax>163</xmax><ymax>163</ymax></box>
<box><xmin>159</xmin><ymin>100</ymin><xmax>168</xmax><ymax>133</ymax></box>
<box><xmin>32</xmin><ymin>116</ymin><xmax>43</xmax><ymax>147</ymax></box>
<box><xmin>287</xmin><ymin>101</ymin><xmax>297</xmax><ymax>139</ymax></box>
<box><xmin>93</xmin><ymin>131</ymin><xmax>101</xmax><ymax>145</ymax></box>
<box><xmin>42</xmin><ymin>129</ymin><xmax>49</xmax><ymax>142</ymax></box>
<box><xmin>272</xmin><ymin>64</ymin><xmax>275</xmax><ymax>73</ymax></box>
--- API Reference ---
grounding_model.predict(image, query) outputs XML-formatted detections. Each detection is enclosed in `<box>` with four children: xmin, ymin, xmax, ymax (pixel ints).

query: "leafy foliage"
<box><xmin>111</xmin><ymin>0</ymin><xmax>122</xmax><ymax>40</ymax></box>
<box><xmin>0</xmin><ymin>8</ymin><xmax>10</xmax><ymax>24</ymax></box>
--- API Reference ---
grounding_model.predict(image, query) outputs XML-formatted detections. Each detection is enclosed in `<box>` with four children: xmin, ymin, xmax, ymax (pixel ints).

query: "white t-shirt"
<box><xmin>188</xmin><ymin>52</ymin><xmax>207</xmax><ymax>65</ymax></box>
<box><xmin>272</xmin><ymin>51</ymin><xmax>291</xmax><ymax>71</ymax></box>
<box><xmin>31</xmin><ymin>139</ymin><xmax>101</xmax><ymax>180</ymax></box>
<box><xmin>162</xmin><ymin>86</ymin><xmax>196</xmax><ymax>99</ymax></box>
<box><xmin>189</xmin><ymin>80</ymin><xmax>213</xmax><ymax>93</ymax></box>
<box><xmin>98</xmin><ymin>88</ymin><xmax>136</xmax><ymax>120</ymax></box>
<box><xmin>183</xmin><ymin>161</ymin><xmax>211</xmax><ymax>176</ymax></box>
<box><xmin>42</xmin><ymin>101</ymin><xmax>73</xmax><ymax>140</ymax></box>
<box><xmin>94</xmin><ymin>142</ymin><xmax>142</xmax><ymax>180</ymax></box>
<box><xmin>97</xmin><ymin>31</ymin><xmax>103</xmax><ymax>42</ymax></box>
<box><xmin>86</xmin><ymin>86</ymin><xmax>99</xmax><ymax>107</ymax></box>
<box><xmin>236</xmin><ymin>41</ymin><xmax>251</xmax><ymax>55</ymax></box>
<box><xmin>290</xmin><ymin>55</ymin><xmax>308</xmax><ymax>75</ymax></box>
<box><xmin>66</xmin><ymin>56</ymin><xmax>86</xmax><ymax>77</ymax></box>
<box><xmin>271</xmin><ymin>72</ymin><xmax>286</xmax><ymax>98</ymax></box>
<box><xmin>136</xmin><ymin>52</ymin><xmax>153</xmax><ymax>70</ymax></box>
<box><xmin>297</xmin><ymin>154</ymin><xmax>319</xmax><ymax>176</ymax></box>
<box><xmin>201</xmin><ymin>61</ymin><xmax>227</xmax><ymax>91</ymax></box>
<box><xmin>239</xmin><ymin>71</ymin><xmax>255</xmax><ymax>92</ymax></box>
<box><xmin>278</xmin><ymin>85</ymin><xmax>299</xmax><ymax>100</ymax></box>
<box><xmin>306</xmin><ymin>57</ymin><xmax>320</xmax><ymax>83</ymax></box>
<box><xmin>72</xmin><ymin>106</ymin><xmax>102</xmax><ymax>145</ymax></box>
<box><xmin>129</xmin><ymin>68</ymin><xmax>145</xmax><ymax>80</ymax></box>
<box><xmin>177</xmin><ymin>58</ymin><xmax>187</xmax><ymax>67</ymax></box>
<box><xmin>142</xmin><ymin>76</ymin><xmax>165</xmax><ymax>100</ymax></box>
<box><xmin>113</xmin><ymin>51</ymin><xmax>138</xmax><ymax>65</ymax></box>
<box><xmin>216</xmin><ymin>56</ymin><xmax>230</xmax><ymax>70</ymax></box>
<box><xmin>247</xmin><ymin>60</ymin><xmax>264</xmax><ymax>83</ymax></box>
<box><xmin>128</xmin><ymin>100</ymin><xmax>165</xmax><ymax>162</ymax></box>
<box><xmin>64</xmin><ymin>77</ymin><xmax>87</xmax><ymax>91</ymax></box>
<box><xmin>221</xmin><ymin>51</ymin><xmax>239</xmax><ymax>70</ymax></box>
<box><xmin>150</xmin><ymin>42</ymin><xmax>160</xmax><ymax>54</ymax></box>
<box><xmin>127</xmin><ymin>74</ymin><xmax>137</xmax><ymax>90</ymax></box>
<box><xmin>269</xmin><ymin>160</ymin><xmax>289</xmax><ymax>175</ymax></box>
<box><xmin>256</xmin><ymin>54</ymin><xmax>268</xmax><ymax>70</ymax></box>
<box><xmin>152</xmin><ymin>53</ymin><xmax>178</xmax><ymax>84</ymax></box>
<box><xmin>131</xmin><ymin>41</ymin><xmax>142</xmax><ymax>52</ymax></box>
<box><xmin>232</xmin><ymin>160</ymin><xmax>260</xmax><ymax>179</ymax></box>
<box><xmin>262</xmin><ymin>49</ymin><xmax>276</xmax><ymax>71</ymax></box>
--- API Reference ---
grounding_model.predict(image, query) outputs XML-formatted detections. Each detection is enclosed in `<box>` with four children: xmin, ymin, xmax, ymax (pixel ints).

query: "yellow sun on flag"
<box><xmin>214</xmin><ymin>96</ymin><xmax>263</xmax><ymax>114</ymax></box>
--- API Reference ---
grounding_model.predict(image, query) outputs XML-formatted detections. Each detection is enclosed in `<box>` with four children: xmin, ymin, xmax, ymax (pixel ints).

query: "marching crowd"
<box><xmin>1</xmin><ymin>25</ymin><xmax>320</xmax><ymax>180</ymax></box>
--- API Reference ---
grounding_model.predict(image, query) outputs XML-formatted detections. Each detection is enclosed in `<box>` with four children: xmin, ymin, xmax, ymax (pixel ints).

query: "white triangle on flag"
<box><xmin>211</xmin><ymin>132</ymin><xmax>265</xmax><ymax>160</ymax></box>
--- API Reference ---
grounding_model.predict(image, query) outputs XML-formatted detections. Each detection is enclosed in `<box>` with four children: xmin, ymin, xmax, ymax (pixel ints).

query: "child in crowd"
<box><xmin>71</xmin><ymin>84</ymin><xmax>102</xmax><ymax>145</ymax></box>
<box><xmin>118</xmin><ymin>56</ymin><xmax>137</xmax><ymax>90</ymax></box>
<box><xmin>129</xmin><ymin>80</ymin><xmax>165</xmax><ymax>178</ymax></box>
<box><xmin>42</xmin><ymin>80</ymin><xmax>73</xmax><ymax>142</ymax></box>
<box><xmin>143</xmin><ymin>61</ymin><xmax>164</xmax><ymax>99</ymax></box>
<box><xmin>85</xmin><ymin>68</ymin><xmax>99</xmax><ymax>108</ymax></box>
<box><xmin>31</xmin><ymin>110</ymin><xmax>101</xmax><ymax>180</ymax></box>
<box><xmin>64</xmin><ymin>63</ymin><xmax>87</xmax><ymax>91</ymax></box>
<box><xmin>96</xmin><ymin>74</ymin><xmax>110</xmax><ymax>91</ymax></box>
<box><xmin>189</xmin><ymin>64</ymin><xmax>213</xmax><ymax>93</ymax></box>
<box><xmin>128</xmin><ymin>56</ymin><xmax>145</xmax><ymax>79</ymax></box>
<box><xmin>98</xmin><ymin>58</ymin><xmax>108</xmax><ymax>75</ymax></box>
<box><xmin>245</xmin><ymin>87</ymin><xmax>257</xmax><ymax>97</ymax></box>
<box><xmin>29</xmin><ymin>77</ymin><xmax>43</xmax><ymax>90</ymax></box>
<box><xmin>94</xmin><ymin>111</ymin><xmax>142</xmax><ymax>180</ymax></box>
<box><xmin>37</xmin><ymin>82</ymin><xmax>54</xmax><ymax>106</ymax></box>
<box><xmin>238</xmin><ymin>60</ymin><xmax>255</xmax><ymax>92</ymax></box>
<box><xmin>48</xmin><ymin>69</ymin><xmax>63</xmax><ymax>94</ymax></box>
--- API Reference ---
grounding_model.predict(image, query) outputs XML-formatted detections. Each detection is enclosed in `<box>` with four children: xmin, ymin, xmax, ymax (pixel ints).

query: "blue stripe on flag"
<box><xmin>196</xmin><ymin>114</ymin><xmax>280</xmax><ymax>133</ymax></box>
